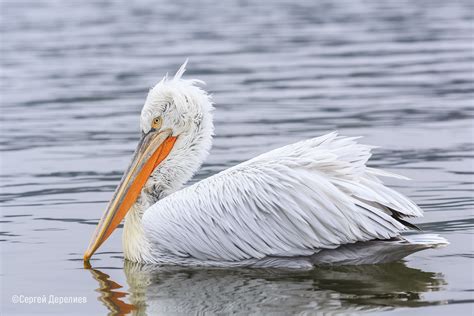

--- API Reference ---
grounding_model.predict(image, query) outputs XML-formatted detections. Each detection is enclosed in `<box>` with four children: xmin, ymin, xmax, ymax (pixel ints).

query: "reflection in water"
<box><xmin>87</xmin><ymin>264</ymin><xmax>136</xmax><ymax>316</ymax></box>
<box><xmin>87</xmin><ymin>261</ymin><xmax>446</xmax><ymax>315</ymax></box>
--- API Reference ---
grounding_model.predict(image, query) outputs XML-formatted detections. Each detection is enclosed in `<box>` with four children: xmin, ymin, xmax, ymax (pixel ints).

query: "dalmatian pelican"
<box><xmin>84</xmin><ymin>61</ymin><xmax>447</xmax><ymax>268</ymax></box>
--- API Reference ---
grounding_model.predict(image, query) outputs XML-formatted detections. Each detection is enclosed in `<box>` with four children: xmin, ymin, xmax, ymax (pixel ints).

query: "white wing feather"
<box><xmin>142</xmin><ymin>132</ymin><xmax>422</xmax><ymax>263</ymax></box>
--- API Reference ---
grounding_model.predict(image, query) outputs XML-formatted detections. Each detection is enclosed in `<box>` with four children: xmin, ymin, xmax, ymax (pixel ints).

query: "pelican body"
<box><xmin>84</xmin><ymin>62</ymin><xmax>447</xmax><ymax>268</ymax></box>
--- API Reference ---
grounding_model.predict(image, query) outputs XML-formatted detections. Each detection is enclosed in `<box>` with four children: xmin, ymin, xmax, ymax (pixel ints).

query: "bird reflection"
<box><xmin>86</xmin><ymin>260</ymin><xmax>446</xmax><ymax>315</ymax></box>
<box><xmin>86</xmin><ymin>262</ymin><xmax>136</xmax><ymax>316</ymax></box>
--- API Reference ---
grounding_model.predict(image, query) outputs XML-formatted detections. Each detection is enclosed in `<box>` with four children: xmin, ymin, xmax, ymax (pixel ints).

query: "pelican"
<box><xmin>84</xmin><ymin>61</ymin><xmax>447</xmax><ymax>268</ymax></box>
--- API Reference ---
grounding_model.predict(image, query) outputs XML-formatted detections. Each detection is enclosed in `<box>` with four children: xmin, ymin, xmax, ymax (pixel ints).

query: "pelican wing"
<box><xmin>142</xmin><ymin>132</ymin><xmax>422</xmax><ymax>262</ymax></box>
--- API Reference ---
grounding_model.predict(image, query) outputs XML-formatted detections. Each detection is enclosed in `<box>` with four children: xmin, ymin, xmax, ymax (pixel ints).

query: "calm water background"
<box><xmin>1</xmin><ymin>0</ymin><xmax>473</xmax><ymax>315</ymax></box>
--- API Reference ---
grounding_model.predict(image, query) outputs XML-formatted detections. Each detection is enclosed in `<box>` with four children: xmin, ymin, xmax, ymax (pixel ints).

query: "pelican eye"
<box><xmin>151</xmin><ymin>117</ymin><xmax>162</xmax><ymax>130</ymax></box>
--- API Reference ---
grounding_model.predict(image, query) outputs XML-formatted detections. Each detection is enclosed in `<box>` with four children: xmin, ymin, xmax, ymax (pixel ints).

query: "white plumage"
<box><xmin>97</xmin><ymin>61</ymin><xmax>448</xmax><ymax>268</ymax></box>
<box><xmin>141</xmin><ymin>132</ymin><xmax>430</xmax><ymax>267</ymax></box>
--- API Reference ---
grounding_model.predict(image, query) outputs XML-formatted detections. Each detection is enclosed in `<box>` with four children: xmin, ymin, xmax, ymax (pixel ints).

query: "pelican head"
<box><xmin>84</xmin><ymin>61</ymin><xmax>214</xmax><ymax>261</ymax></box>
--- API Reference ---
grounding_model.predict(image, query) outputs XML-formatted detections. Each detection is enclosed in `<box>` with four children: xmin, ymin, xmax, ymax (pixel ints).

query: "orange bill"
<box><xmin>84</xmin><ymin>129</ymin><xmax>177</xmax><ymax>262</ymax></box>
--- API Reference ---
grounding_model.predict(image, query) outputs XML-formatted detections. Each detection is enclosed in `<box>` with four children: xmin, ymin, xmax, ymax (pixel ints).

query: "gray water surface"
<box><xmin>1</xmin><ymin>0</ymin><xmax>473</xmax><ymax>315</ymax></box>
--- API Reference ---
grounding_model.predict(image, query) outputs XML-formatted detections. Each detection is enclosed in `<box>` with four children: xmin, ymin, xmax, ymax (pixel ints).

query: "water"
<box><xmin>1</xmin><ymin>0</ymin><xmax>473</xmax><ymax>314</ymax></box>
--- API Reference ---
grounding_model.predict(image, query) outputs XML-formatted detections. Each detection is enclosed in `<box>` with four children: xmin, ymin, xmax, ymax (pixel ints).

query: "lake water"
<box><xmin>1</xmin><ymin>0</ymin><xmax>473</xmax><ymax>315</ymax></box>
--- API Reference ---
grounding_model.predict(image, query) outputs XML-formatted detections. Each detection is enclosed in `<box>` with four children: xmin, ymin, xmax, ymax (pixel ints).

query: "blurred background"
<box><xmin>1</xmin><ymin>0</ymin><xmax>473</xmax><ymax>315</ymax></box>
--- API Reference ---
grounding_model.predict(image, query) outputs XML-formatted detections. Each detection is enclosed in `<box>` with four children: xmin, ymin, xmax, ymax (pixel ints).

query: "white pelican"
<box><xmin>84</xmin><ymin>61</ymin><xmax>447</xmax><ymax>268</ymax></box>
